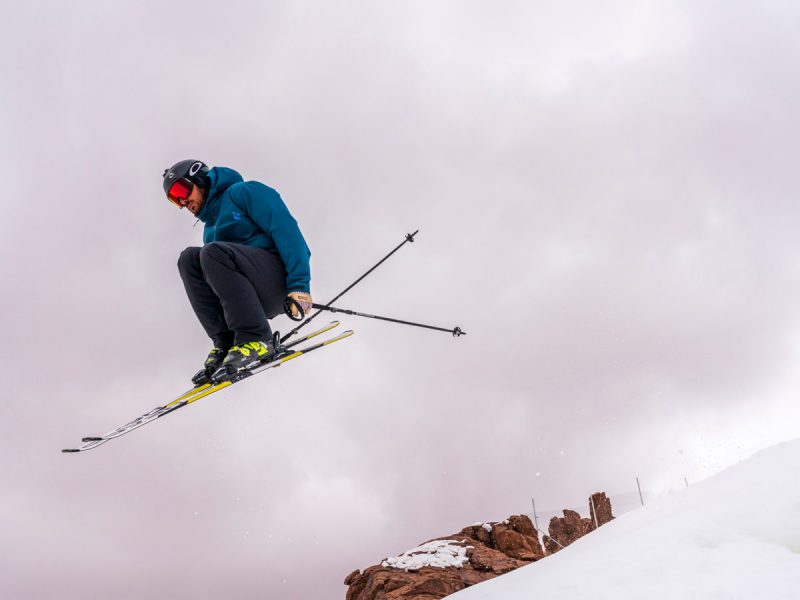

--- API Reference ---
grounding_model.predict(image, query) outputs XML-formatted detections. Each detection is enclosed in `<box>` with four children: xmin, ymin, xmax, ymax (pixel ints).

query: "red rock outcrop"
<box><xmin>344</xmin><ymin>518</ymin><xmax>541</xmax><ymax>600</ymax></box>
<box><xmin>542</xmin><ymin>492</ymin><xmax>615</xmax><ymax>554</ymax></box>
<box><xmin>542</xmin><ymin>509</ymin><xmax>591</xmax><ymax>554</ymax></box>
<box><xmin>589</xmin><ymin>492</ymin><xmax>614</xmax><ymax>528</ymax></box>
<box><xmin>345</xmin><ymin>494</ymin><xmax>613</xmax><ymax>600</ymax></box>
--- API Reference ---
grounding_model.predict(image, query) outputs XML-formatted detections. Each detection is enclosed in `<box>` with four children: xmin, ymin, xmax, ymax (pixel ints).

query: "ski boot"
<box><xmin>211</xmin><ymin>338</ymin><xmax>276</xmax><ymax>382</ymax></box>
<box><xmin>191</xmin><ymin>346</ymin><xmax>229</xmax><ymax>385</ymax></box>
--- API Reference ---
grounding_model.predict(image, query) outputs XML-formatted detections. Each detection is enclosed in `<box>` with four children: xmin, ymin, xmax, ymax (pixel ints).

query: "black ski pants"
<box><xmin>177</xmin><ymin>242</ymin><xmax>287</xmax><ymax>348</ymax></box>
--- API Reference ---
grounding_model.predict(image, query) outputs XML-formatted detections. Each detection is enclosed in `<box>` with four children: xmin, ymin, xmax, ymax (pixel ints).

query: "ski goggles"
<box><xmin>166</xmin><ymin>178</ymin><xmax>193</xmax><ymax>207</ymax></box>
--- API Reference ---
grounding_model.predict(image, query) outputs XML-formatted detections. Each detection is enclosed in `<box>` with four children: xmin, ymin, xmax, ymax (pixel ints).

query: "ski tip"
<box><xmin>81</xmin><ymin>437</ymin><xmax>103</xmax><ymax>442</ymax></box>
<box><xmin>62</xmin><ymin>448</ymin><xmax>80</xmax><ymax>453</ymax></box>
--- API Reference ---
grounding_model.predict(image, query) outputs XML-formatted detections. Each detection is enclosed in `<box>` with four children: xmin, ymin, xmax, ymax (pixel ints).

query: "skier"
<box><xmin>63</xmin><ymin>217</ymin><xmax>467</xmax><ymax>452</ymax></box>
<box><xmin>163</xmin><ymin>159</ymin><xmax>313</xmax><ymax>383</ymax></box>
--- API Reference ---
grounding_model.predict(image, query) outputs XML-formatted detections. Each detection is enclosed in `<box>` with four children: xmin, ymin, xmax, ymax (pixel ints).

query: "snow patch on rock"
<box><xmin>382</xmin><ymin>539</ymin><xmax>473</xmax><ymax>570</ymax></box>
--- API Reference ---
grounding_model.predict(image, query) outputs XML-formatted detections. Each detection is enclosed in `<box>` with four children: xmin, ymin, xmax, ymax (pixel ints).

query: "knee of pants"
<box><xmin>198</xmin><ymin>242</ymin><xmax>233</xmax><ymax>269</ymax></box>
<box><xmin>177</xmin><ymin>247</ymin><xmax>202</xmax><ymax>275</ymax></box>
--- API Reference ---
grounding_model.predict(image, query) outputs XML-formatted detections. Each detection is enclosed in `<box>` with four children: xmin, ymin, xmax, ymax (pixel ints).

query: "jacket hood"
<box><xmin>197</xmin><ymin>167</ymin><xmax>244</xmax><ymax>223</ymax></box>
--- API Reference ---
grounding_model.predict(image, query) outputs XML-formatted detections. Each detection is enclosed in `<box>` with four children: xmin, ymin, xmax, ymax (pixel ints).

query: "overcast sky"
<box><xmin>3</xmin><ymin>1</ymin><xmax>800</xmax><ymax>598</ymax></box>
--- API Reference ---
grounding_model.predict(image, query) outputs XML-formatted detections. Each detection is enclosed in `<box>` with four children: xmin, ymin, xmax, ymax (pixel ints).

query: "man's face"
<box><xmin>178</xmin><ymin>184</ymin><xmax>205</xmax><ymax>216</ymax></box>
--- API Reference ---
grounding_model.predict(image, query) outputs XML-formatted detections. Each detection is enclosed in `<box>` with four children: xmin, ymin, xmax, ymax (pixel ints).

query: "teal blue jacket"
<box><xmin>197</xmin><ymin>167</ymin><xmax>311</xmax><ymax>293</ymax></box>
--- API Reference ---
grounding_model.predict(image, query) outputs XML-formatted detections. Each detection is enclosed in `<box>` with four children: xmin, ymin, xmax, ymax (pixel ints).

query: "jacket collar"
<box><xmin>197</xmin><ymin>167</ymin><xmax>244</xmax><ymax>223</ymax></box>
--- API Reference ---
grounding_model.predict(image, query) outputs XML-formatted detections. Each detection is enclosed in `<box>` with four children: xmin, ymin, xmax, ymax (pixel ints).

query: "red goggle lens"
<box><xmin>167</xmin><ymin>179</ymin><xmax>193</xmax><ymax>205</ymax></box>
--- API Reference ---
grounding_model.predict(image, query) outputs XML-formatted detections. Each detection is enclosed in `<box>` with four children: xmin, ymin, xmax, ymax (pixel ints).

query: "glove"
<box><xmin>287</xmin><ymin>291</ymin><xmax>313</xmax><ymax>318</ymax></box>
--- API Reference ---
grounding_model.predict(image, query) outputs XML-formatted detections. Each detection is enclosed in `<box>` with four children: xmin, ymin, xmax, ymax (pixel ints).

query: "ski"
<box><xmin>73</xmin><ymin>321</ymin><xmax>342</xmax><ymax>446</ymax></box>
<box><xmin>285</xmin><ymin>319</ymin><xmax>341</xmax><ymax>347</ymax></box>
<box><xmin>62</xmin><ymin>326</ymin><xmax>352</xmax><ymax>453</ymax></box>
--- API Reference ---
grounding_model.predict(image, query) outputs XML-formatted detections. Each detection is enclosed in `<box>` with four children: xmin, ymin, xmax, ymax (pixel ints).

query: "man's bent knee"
<box><xmin>177</xmin><ymin>247</ymin><xmax>202</xmax><ymax>274</ymax></box>
<box><xmin>199</xmin><ymin>242</ymin><xmax>235</xmax><ymax>268</ymax></box>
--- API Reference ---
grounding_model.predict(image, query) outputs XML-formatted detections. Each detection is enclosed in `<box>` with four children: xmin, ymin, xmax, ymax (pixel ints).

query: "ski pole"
<box><xmin>308</xmin><ymin>303</ymin><xmax>466</xmax><ymax>337</ymax></box>
<box><xmin>280</xmin><ymin>230</ymin><xmax>420</xmax><ymax>343</ymax></box>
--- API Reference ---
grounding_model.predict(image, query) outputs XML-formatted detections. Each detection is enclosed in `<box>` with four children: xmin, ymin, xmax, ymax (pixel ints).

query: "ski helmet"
<box><xmin>162</xmin><ymin>159</ymin><xmax>210</xmax><ymax>196</ymax></box>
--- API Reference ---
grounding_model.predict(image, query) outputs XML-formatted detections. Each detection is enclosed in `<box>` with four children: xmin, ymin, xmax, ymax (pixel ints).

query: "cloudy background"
<box><xmin>3</xmin><ymin>1</ymin><xmax>800</xmax><ymax>598</ymax></box>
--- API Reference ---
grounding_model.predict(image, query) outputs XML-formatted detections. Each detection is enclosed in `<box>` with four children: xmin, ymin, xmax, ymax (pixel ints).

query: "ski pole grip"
<box><xmin>283</xmin><ymin>297</ymin><xmax>306</xmax><ymax>321</ymax></box>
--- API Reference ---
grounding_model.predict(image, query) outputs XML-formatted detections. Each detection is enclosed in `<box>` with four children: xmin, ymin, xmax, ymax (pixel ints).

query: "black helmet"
<box><xmin>162</xmin><ymin>159</ymin><xmax>210</xmax><ymax>195</ymax></box>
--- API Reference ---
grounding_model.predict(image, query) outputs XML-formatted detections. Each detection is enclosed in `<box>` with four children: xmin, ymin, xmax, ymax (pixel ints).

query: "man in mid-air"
<box><xmin>163</xmin><ymin>159</ymin><xmax>313</xmax><ymax>383</ymax></box>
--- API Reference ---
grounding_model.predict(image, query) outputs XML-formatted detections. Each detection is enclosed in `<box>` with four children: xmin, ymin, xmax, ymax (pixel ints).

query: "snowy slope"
<box><xmin>450</xmin><ymin>439</ymin><xmax>800</xmax><ymax>600</ymax></box>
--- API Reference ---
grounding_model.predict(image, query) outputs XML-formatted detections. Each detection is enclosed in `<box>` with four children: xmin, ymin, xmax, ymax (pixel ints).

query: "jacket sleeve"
<box><xmin>232</xmin><ymin>182</ymin><xmax>311</xmax><ymax>293</ymax></box>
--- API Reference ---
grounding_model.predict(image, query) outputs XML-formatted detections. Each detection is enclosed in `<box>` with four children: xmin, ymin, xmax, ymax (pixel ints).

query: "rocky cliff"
<box><xmin>344</xmin><ymin>492</ymin><xmax>614</xmax><ymax>600</ymax></box>
<box><xmin>543</xmin><ymin>492</ymin><xmax>614</xmax><ymax>554</ymax></box>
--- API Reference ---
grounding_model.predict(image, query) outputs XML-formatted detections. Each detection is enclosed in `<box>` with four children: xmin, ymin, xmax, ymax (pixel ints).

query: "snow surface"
<box><xmin>382</xmin><ymin>539</ymin><xmax>472</xmax><ymax>570</ymax></box>
<box><xmin>450</xmin><ymin>439</ymin><xmax>800</xmax><ymax>599</ymax></box>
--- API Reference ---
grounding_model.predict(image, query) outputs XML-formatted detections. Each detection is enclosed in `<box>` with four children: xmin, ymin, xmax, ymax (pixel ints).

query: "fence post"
<box><xmin>636</xmin><ymin>477</ymin><xmax>644</xmax><ymax>506</ymax></box>
<box><xmin>589</xmin><ymin>494</ymin><xmax>599</xmax><ymax>529</ymax></box>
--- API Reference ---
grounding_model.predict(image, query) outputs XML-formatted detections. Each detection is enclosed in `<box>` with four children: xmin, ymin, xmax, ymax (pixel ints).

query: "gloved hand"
<box><xmin>287</xmin><ymin>291</ymin><xmax>313</xmax><ymax>318</ymax></box>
